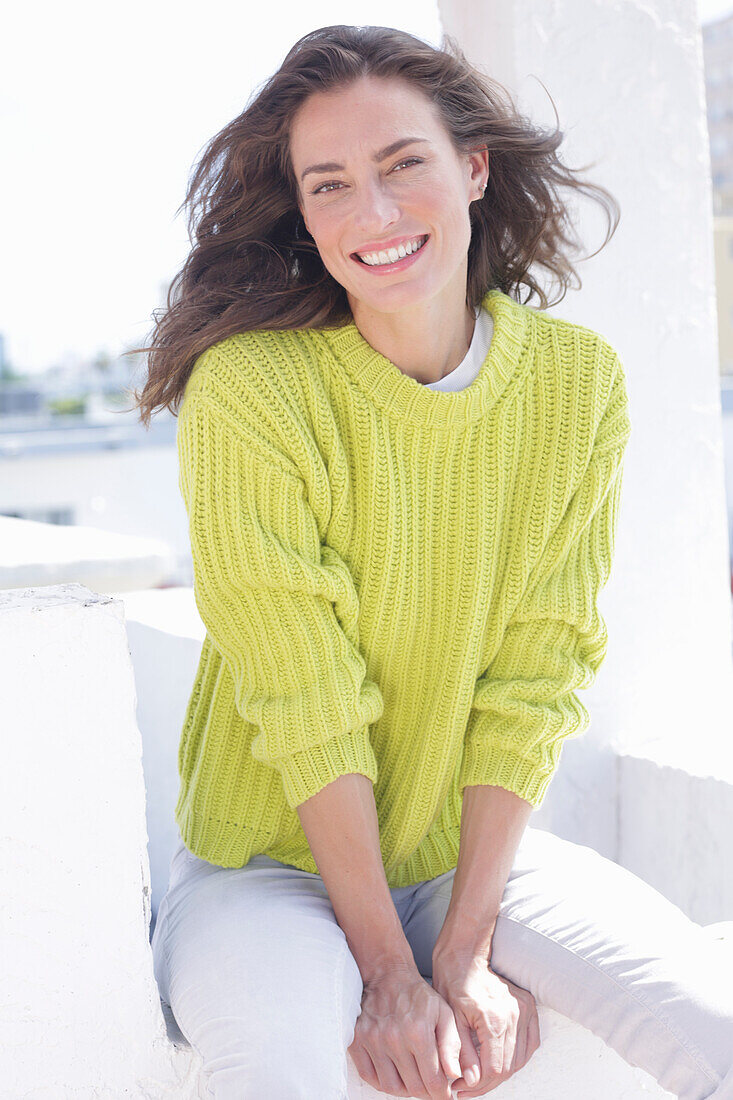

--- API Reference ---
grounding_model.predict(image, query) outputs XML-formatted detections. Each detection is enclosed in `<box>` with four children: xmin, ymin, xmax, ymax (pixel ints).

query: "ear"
<box><xmin>467</xmin><ymin>146</ymin><xmax>490</xmax><ymax>200</ymax></box>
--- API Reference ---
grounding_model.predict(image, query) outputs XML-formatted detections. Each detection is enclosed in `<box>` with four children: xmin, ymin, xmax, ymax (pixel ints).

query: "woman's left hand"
<box><xmin>431</xmin><ymin>953</ymin><xmax>541</xmax><ymax>1097</ymax></box>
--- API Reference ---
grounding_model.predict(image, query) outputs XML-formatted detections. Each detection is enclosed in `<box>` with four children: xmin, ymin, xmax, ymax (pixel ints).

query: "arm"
<box><xmin>297</xmin><ymin>772</ymin><xmax>417</xmax><ymax>981</ymax></box>
<box><xmin>457</xmin><ymin>355</ymin><xmax>632</xmax><ymax>809</ymax></box>
<box><xmin>299</xmin><ymin>773</ymin><xmax>472</xmax><ymax>1098</ymax></box>
<box><xmin>432</xmin><ymin>784</ymin><xmax>533</xmax><ymax>965</ymax></box>
<box><xmin>177</xmin><ymin>392</ymin><xmax>384</xmax><ymax>809</ymax></box>
<box><xmin>440</xmin><ymin>356</ymin><xmax>632</xmax><ymax>954</ymax></box>
<box><xmin>430</xmin><ymin>788</ymin><xmax>541</xmax><ymax>1097</ymax></box>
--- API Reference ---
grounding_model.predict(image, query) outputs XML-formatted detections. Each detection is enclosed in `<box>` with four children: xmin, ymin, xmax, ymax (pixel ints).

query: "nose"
<box><xmin>352</xmin><ymin>176</ymin><xmax>401</xmax><ymax>239</ymax></box>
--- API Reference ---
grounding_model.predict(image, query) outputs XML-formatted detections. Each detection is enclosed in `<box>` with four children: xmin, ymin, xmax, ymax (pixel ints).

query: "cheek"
<box><xmin>306</xmin><ymin>211</ymin><xmax>343</xmax><ymax>255</ymax></box>
<box><xmin>417</xmin><ymin>181</ymin><xmax>471</xmax><ymax>232</ymax></box>
<box><xmin>306</xmin><ymin>216</ymin><xmax>351</xmax><ymax>277</ymax></box>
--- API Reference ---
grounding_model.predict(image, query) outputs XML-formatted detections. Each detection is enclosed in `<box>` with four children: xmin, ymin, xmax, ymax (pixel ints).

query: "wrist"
<box><xmin>341</xmin><ymin>911</ymin><xmax>417</xmax><ymax>984</ymax></box>
<box><xmin>358</xmin><ymin>949</ymin><xmax>419</xmax><ymax>984</ymax></box>
<box><xmin>432</xmin><ymin>914</ymin><xmax>496</xmax><ymax>968</ymax></box>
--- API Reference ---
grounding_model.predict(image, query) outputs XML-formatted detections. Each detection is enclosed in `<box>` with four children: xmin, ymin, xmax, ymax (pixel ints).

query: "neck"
<box><xmin>347</xmin><ymin>285</ymin><xmax>478</xmax><ymax>385</ymax></box>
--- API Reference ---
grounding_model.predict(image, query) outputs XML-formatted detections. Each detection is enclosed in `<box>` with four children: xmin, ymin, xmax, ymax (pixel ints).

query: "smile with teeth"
<box><xmin>355</xmin><ymin>235</ymin><xmax>429</xmax><ymax>266</ymax></box>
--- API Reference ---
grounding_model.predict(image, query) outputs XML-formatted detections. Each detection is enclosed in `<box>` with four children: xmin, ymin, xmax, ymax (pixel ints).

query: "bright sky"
<box><xmin>1</xmin><ymin>1</ymin><xmax>441</xmax><ymax>375</ymax></box>
<box><xmin>1</xmin><ymin>1</ymin><xmax>730</xmax><ymax>374</ymax></box>
<box><xmin>700</xmin><ymin>0</ymin><xmax>733</xmax><ymax>20</ymax></box>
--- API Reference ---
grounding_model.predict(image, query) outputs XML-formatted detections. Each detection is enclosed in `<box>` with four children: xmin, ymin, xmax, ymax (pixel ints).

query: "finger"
<box><xmin>475</xmin><ymin>1017</ymin><xmax>505</xmax><ymax>1079</ymax></box>
<box><xmin>364</xmin><ymin>1045</ymin><xmax>408</xmax><ymax>1097</ymax></box>
<box><xmin>394</xmin><ymin>1047</ymin><xmax>433</xmax><ymax>1100</ymax></box>
<box><xmin>349</xmin><ymin>1045</ymin><xmax>380</xmax><ymax>1091</ymax></box>
<box><xmin>435</xmin><ymin>1003</ymin><xmax>466</xmax><ymax>1084</ymax></box>
<box><xmin>450</xmin><ymin>1016</ymin><xmax>481</xmax><ymax>1088</ymax></box>
<box><xmin>454</xmin><ymin>1032</ymin><xmax>502</xmax><ymax>1097</ymax></box>
<box><xmin>502</xmin><ymin>1007</ymin><xmax>519</xmax><ymax>1076</ymax></box>
<box><xmin>408</xmin><ymin>1045</ymin><xmax>454</xmax><ymax>1100</ymax></box>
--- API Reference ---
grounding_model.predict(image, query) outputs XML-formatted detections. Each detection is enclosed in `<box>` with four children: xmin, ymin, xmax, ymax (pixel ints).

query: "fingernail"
<box><xmin>464</xmin><ymin>1067</ymin><xmax>479</xmax><ymax>1085</ymax></box>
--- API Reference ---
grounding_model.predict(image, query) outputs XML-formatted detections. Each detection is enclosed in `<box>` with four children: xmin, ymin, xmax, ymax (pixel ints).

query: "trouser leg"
<box><xmin>151</xmin><ymin>843</ymin><xmax>364</xmax><ymax>1100</ymax></box>
<box><xmin>402</xmin><ymin>825</ymin><xmax>733</xmax><ymax>1100</ymax></box>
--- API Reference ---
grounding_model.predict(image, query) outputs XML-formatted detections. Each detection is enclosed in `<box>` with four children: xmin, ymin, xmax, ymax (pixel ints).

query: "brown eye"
<box><xmin>311</xmin><ymin>181</ymin><xmax>341</xmax><ymax>195</ymax></box>
<box><xmin>311</xmin><ymin>157</ymin><xmax>423</xmax><ymax>195</ymax></box>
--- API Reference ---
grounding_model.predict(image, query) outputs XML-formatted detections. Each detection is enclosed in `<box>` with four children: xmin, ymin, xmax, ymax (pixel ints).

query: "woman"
<box><xmin>133</xmin><ymin>24</ymin><xmax>733</xmax><ymax>1100</ymax></box>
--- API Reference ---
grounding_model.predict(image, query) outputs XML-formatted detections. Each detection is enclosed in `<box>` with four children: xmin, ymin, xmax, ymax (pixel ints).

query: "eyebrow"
<box><xmin>299</xmin><ymin>137</ymin><xmax>429</xmax><ymax>183</ymax></box>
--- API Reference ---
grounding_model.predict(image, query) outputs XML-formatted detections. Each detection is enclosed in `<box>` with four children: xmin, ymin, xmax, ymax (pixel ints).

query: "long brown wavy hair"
<box><xmin>128</xmin><ymin>23</ymin><xmax>620</xmax><ymax>427</ymax></box>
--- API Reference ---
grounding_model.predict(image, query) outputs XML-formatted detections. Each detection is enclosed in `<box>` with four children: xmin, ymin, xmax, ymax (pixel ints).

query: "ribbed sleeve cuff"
<box><xmin>458</xmin><ymin>740</ymin><xmax>556</xmax><ymax>809</ymax></box>
<box><xmin>278</xmin><ymin>724</ymin><xmax>379</xmax><ymax>809</ymax></box>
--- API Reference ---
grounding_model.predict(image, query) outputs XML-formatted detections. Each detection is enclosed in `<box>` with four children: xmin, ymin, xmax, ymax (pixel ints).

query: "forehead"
<box><xmin>289</xmin><ymin>76</ymin><xmax>442</xmax><ymax>161</ymax></box>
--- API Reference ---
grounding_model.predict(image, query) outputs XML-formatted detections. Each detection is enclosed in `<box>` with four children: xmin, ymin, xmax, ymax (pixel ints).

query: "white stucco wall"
<box><xmin>722</xmin><ymin>382</ymin><xmax>733</xmax><ymax>562</ymax></box>
<box><xmin>116</xmin><ymin>585</ymin><xmax>206</xmax><ymax>929</ymax></box>
<box><xmin>618</xmin><ymin>751</ymin><xmax>733</xmax><ymax>925</ymax></box>
<box><xmin>0</xmin><ymin>584</ymin><xmax>196</xmax><ymax>1097</ymax></box>
<box><xmin>0</xmin><ymin>513</ymin><xmax>177</xmax><ymax>592</ymax></box>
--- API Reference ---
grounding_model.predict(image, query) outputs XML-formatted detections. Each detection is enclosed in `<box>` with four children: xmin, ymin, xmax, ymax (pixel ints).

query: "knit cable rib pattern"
<box><xmin>173</xmin><ymin>288</ymin><xmax>632</xmax><ymax>885</ymax></box>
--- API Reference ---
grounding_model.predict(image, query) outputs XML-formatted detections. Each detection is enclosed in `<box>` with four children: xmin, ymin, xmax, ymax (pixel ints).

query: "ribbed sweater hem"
<box><xmin>175</xmin><ymin>789</ymin><xmax>462</xmax><ymax>888</ymax></box>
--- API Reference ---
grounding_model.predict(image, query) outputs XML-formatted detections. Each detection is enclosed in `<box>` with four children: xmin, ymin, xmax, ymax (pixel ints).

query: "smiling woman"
<box><xmin>126</xmin><ymin>22</ymin><xmax>730</xmax><ymax>1100</ymax></box>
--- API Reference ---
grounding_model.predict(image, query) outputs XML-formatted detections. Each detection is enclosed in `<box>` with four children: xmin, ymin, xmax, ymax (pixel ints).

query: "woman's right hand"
<box><xmin>347</xmin><ymin>966</ymin><xmax>468</xmax><ymax>1100</ymax></box>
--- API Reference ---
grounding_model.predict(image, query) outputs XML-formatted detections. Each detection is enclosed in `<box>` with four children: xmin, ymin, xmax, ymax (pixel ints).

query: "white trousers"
<box><xmin>151</xmin><ymin>824</ymin><xmax>733</xmax><ymax>1100</ymax></box>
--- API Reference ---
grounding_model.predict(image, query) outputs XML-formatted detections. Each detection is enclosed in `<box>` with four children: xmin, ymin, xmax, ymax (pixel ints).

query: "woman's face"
<box><xmin>289</xmin><ymin>74</ymin><xmax>487</xmax><ymax>316</ymax></box>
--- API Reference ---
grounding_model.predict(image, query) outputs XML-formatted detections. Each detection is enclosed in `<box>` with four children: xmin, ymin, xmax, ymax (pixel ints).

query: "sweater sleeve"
<box><xmin>177</xmin><ymin>393</ymin><xmax>384</xmax><ymax>810</ymax></box>
<box><xmin>458</xmin><ymin>356</ymin><xmax>632</xmax><ymax>808</ymax></box>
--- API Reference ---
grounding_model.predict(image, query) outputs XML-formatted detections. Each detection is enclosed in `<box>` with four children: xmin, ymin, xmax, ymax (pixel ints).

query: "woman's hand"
<box><xmin>431</xmin><ymin>954</ymin><xmax>541</xmax><ymax>1097</ymax></box>
<box><xmin>348</xmin><ymin>966</ymin><xmax>465</xmax><ymax>1100</ymax></box>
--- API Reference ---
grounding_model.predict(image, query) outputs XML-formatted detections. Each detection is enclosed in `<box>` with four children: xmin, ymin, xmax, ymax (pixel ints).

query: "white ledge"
<box><xmin>0</xmin><ymin>514</ymin><xmax>176</xmax><ymax>592</ymax></box>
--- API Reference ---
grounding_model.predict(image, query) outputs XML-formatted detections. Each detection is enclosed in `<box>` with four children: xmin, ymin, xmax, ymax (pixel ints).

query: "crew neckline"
<box><xmin>318</xmin><ymin>288</ymin><xmax>531</xmax><ymax>430</ymax></box>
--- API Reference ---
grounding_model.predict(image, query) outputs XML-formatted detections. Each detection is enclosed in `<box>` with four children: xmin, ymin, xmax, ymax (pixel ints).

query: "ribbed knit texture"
<box><xmin>174</xmin><ymin>288</ymin><xmax>632</xmax><ymax>886</ymax></box>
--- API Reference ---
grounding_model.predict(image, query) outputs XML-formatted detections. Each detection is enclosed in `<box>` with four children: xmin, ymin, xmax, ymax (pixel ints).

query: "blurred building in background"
<box><xmin>704</xmin><ymin>9</ymin><xmax>733</xmax><ymax>218</ymax></box>
<box><xmin>704</xmin><ymin>10</ymin><xmax>733</xmax><ymax>578</ymax></box>
<box><xmin>705</xmin><ymin>10</ymin><xmax>733</xmax><ymax>378</ymax></box>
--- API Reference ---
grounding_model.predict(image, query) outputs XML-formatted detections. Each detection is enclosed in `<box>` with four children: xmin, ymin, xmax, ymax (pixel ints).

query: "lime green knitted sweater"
<box><xmin>174</xmin><ymin>287</ymin><xmax>631</xmax><ymax>886</ymax></box>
